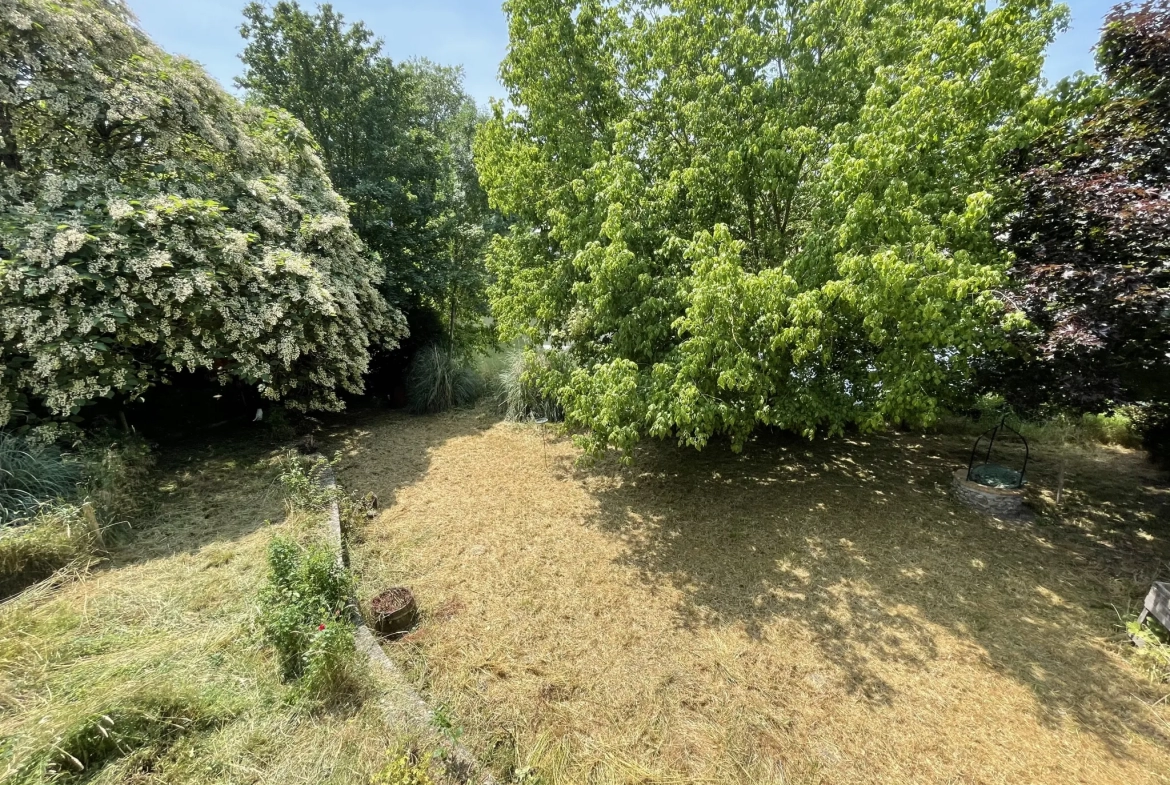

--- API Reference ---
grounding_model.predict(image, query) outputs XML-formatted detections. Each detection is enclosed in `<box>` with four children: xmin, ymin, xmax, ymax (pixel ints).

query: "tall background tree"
<box><xmin>237</xmin><ymin>3</ymin><xmax>494</xmax><ymax>355</ymax></box>
<box><xmin>998</xmin><ymin>0</ymin><xmax>1170</xmax><ymax>458</ymax></box>
<box><xmin>404</xmin><ymin>59</ymin><xmax>503</xmax><ymax>351</ymax></box>
<box><xmin>0</xmin><ymin>0</ymin><xmax>401</xmax><ymax>433</ymax></box>
<box><xmin>476</xmin><ymin>0</ymin><xmax>1066</xmax><ymax>454</ymax></box>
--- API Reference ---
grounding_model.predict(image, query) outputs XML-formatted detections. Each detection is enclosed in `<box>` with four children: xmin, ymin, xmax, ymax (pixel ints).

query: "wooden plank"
<box><xmin>1144</xmin><ymin>581</ymin><xmax>1170</xmax><ymax>628</ymax></box>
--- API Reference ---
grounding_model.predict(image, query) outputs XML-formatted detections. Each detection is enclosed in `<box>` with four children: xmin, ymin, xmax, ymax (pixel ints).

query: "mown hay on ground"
<box><xmin>339</xmin><ymin>407</ymin><xmax>1170</xmax><ymax>785</ymax></box>
<box><xmin>0</xmin><ymin>439</ymin><xmax>424</xmax><ymax>785</ymax></box>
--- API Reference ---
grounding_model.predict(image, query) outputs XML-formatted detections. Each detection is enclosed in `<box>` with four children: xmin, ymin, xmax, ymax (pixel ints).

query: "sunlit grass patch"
<box><xmin>0</xmin><ymin>442</ymin><xmax>415</xmax><ymax>785</ymax></box>
<box><xmin>340</xmin><ymin>406</ymin><xmax>1170</xmax><ymax>785</ymax></box>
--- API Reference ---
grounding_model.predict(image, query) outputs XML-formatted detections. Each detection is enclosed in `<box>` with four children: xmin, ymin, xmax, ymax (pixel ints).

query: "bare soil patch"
<box><xmin>340</xmin><ymin>407</ymin><xmax>1170</xmax><ymax>784</ymax></box>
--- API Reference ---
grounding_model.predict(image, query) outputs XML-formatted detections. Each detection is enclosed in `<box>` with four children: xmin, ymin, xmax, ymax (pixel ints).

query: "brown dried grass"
<box><xmin>338</xmin><ymin>406</ymin><xmax>1170</xmax><ymax>785</ymax></box>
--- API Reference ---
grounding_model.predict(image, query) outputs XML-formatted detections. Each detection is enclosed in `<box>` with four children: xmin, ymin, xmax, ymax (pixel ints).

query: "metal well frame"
<box><xmin>966</xmin><ymin>414</ymin><xmax>1029</xmax><ymax>489</ymax></box>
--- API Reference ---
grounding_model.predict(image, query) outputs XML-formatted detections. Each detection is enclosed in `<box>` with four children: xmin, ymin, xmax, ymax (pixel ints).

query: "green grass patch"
<box><xmin>0</xmin><ymin>442</ymin><xmax>413</xmax><ymax>784</ymax></box>
<box><xmin>0</xmin><ymin>505</ymin><xmax>93</xmax><ymax>598</ymax></box>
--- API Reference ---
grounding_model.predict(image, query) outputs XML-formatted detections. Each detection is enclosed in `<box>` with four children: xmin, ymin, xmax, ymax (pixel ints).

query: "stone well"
<box><xmin>952</xmin><ymin>468</ymin><xmax>1026</xmax><ymax>518</ymax></box>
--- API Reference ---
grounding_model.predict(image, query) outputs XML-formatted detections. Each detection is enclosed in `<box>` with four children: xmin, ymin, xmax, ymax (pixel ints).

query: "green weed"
<box><xmin>257</xmin><ymin>535</ymin><xmax>362</xmax><ymax>700</ymax></box>
<box><xmin>372</xmin><ymin>750</ymin><xmax>436</xmax><ymax>785</ymax></box>
<box><xmin>277</xmin><ymin>452</ymin><xmax>341</xmax><ymax>512</ymax></box>
<box><xmin>1126</xmin><ymin>615</ymin><xmax>1170</xmax><ymax>684</ymax></box>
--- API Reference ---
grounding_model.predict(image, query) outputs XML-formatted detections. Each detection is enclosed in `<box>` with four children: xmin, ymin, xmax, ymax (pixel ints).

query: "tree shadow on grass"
<box><xmin>575</xmin><ymin>429</ymin><xmax>1170</xmax><ymax>756</ymax></box>
<box><xmin>102</xmin><ymin>426</ymin><xmax>289</xmax><ymax>567</ymax></box>
<box><xmin>106</xmin><ymin>404</ymin><xmax>492</xmax><ymax>566</ymax></box>
<box><xmin>328</xmin><ymin>406</ymin><xmax>503</xmax><ymax>516</ymax></box>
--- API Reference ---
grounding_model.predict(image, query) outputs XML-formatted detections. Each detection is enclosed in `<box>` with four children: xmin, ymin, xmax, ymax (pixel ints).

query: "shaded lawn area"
<box><xmin>339</xmin><ymin>407</ymin><xmax>1170</xmax><ymax>785</ymax></box>
<box><xmin>0</xmin><ymin>439</ymin><xmax>405</xmax><ymax>785</ymax></box>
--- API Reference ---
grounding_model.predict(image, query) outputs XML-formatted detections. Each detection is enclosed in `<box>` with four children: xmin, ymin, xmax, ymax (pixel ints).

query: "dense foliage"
<box><xmin>477</xmin><ymin>0</ymin><xmax>1065</xmax><ymax>454</ymax></box>
<box><xmin>258</xmin><ymin>535</ymin><xmax>356</xmax><ymax>688</ymax></box>
<box><xmin>0</xmin><ymin>0</ymin><xmax>402</xmax><ymax>429</ymax></box>
<box><xmin>405</xmin><ymin>59</ymin><xmax>503</xmax><ymax>351</ymax></box>
<box><xmin>1002</xmin><ymin>0</ymin><xmax>1170</xmax><ymax>414</ymax></box>
<box><xmin>238</xmin><ymin>4</ymin><xmax>495</xmax><ymax>348</ymax></box>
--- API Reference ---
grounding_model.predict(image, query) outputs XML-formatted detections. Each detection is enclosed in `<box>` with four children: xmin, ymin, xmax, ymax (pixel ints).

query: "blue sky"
<box><xmin>128</xmin><ymin>0</ymin><xmax>1114</xmax><ymax>109</ymax></box>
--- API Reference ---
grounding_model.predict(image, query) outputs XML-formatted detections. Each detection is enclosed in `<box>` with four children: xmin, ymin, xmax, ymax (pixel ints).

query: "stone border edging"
<box><xmin>319</xmin><ymin>464</ymin><xmax>496</xmax><ymax>785</ymax></box>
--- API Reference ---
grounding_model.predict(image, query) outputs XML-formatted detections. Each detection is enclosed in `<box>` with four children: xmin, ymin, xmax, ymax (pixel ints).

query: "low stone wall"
<box><xmin>318</xmin><ymin>463</ymin><xmax>496</xmax><ymax>785</ymax></box>
<box><xmin>952</xmin><ymin>468</ymin><xmax>1026</xmax><ymax>518</ymax></box>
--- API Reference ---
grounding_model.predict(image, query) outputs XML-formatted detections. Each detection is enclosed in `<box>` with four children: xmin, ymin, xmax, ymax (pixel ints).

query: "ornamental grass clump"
<box><xmin>0</xmin><ymin>433</ymin><xmax>80</xmax><ymax>523</ymax></box>
<box><xmin>405</xmin><ymin>344</ymin><xmax>482</xmax><ymax>414</ymax></box>
<box><xmin>0</xmin><ymin>432</ymin><xmax>152</xmax><ymax>597</ymax></box>
<box><xmin>0</xmin><ymin>0</ymin><xmax>405</xmax><ymax>429</ymax></box>
<box><xmin>496</xmin><ymin>344</ymin><xmax>563</xmax><ymax>422</ymax></box>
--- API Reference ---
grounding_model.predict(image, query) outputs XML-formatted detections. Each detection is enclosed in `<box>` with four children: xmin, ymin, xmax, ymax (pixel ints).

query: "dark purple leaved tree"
<box><xmin>999</xmin><ymin>0</ymin><xmax>1170</xmax><ymax>457</ymax></box>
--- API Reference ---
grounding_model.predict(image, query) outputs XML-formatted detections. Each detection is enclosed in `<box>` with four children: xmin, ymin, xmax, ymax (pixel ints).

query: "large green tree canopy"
<box><xmin>237</xmin><ymin>2</ymin><xmax>438</xmax><ymax>307</ymax></box>
<box><xmin>238</xmin><ymin>3</ymin><xmax>496</xmax><ymax>348</ymax></box>
<box><xmin>0</xmin><ymin>0</ymin><xmax>402</xmax><ymax>429</ymax></box>
<box><xmin>476</xmin><ymin>0</ymin><xmax>1066</xmax><ymax>453</ymax></box>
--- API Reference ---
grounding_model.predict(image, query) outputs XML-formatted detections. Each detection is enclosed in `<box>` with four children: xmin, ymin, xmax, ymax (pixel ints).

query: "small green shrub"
<box><xmin>495</xmin><ymin>345</ymin><xmax>562</xmax><ymax>422</ymax></box>
<box><xmin>0</xmin><ymin>433</ymin><xmax>80</xmax><ymax>523</ymax></box>
<box><xmin>276</xmin><ymin>452</ymin><xmax>340</xmax><ymax>512</ymax></box>
<box><xmin>0</xmin><ymin>434</ymin><xmax>151</xmax><ymax>597</ymax></box>
<box><xmin>258</xmin><ymin>535</ymin><xmax>359</xmax><ymax>698</ymax></box>
<box><xmin>406</xmin><ymin>345</ymin><xmax>482</xmax><ymax>414</ymax></box>
<box><xmin>372</xmin><ymin>751</ymin><xmax>437</xmax><ymax>785</ymax></box>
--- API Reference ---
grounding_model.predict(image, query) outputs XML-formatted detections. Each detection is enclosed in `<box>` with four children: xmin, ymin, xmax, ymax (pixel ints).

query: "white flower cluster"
<box><xmin>0</xmin><ymin>0</ymin><xmax>406</xmax><ymax>426</ymax></box>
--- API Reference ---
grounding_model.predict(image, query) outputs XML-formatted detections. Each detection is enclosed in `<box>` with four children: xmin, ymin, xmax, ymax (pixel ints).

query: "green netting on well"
<box><xmin>969</xmin><ymin>463</ymin><xmax>1023</xmax><ymax>489</ymax></box>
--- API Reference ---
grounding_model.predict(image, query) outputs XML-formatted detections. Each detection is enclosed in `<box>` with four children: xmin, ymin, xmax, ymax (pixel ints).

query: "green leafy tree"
<box><xmin>238</xmin><ymin>1</ymin><xmax>440</xmax><ymax>307</ymax></box>
<box><xmin>404</xmin><ymin>59</ymin><xmax>503</xmax><ymax>351</ymax></box>
<box><xmin>238</xmin><ymin>4</ymin><xmax>495</xmax><ymax>352</ymax></box>
<box><xmin>0</xmin><ymin>0</ymin><xmax>402</xmax><ymax>429</ymax></box>
<box><xmin>998</xmin><ymin>2</ymin><xmax>1170</xmax><ymax>410</ymax></box>
<box><xmin>476</xmin><ymin>0</ymin><xmax>1066</xmax><ymax>454</ymax></box>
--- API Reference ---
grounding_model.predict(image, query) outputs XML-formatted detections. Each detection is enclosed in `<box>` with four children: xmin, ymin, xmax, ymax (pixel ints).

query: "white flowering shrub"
<box><xmin>0</xmin><ymin>0</ymin><xmax>406</xmax><ymax>427</ymax></box>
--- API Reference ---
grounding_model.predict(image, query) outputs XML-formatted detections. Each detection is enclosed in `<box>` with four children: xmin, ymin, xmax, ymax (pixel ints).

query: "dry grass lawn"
<box><xmin>337</xmin><ymin>406</ymin><xmax>1170</xmax><ymax>785</ymax></box>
